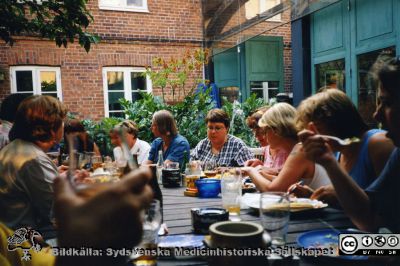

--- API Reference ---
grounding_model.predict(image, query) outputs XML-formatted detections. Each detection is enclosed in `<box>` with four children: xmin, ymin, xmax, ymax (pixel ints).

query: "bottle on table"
<box><xmin>156</xmin><ymin>150</ymin><xmax>164</xmax><ymax>185</ymax></box>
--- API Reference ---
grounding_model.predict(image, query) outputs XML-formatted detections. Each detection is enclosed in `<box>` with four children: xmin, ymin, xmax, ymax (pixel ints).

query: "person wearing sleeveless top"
<box><xmin>242</xmin><ymin>103</ymin><xmax>331</xmax><ymax>192</ymax></box>
<box><xmin>293</xmin><ymin>89</ymin><xmax>394</xmax><ymax>205</ymax></box>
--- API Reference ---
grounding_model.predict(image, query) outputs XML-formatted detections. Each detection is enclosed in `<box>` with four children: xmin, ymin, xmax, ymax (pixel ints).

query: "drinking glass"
<box><xmin>259</xmin><ymin>192</ymin><xmax>290</xmax><ymax>247</ymax></box>
<box><xmin>162</xmin><ymin>162</ymin><xmax>181</xmax><ymax>187</ymax></box>
<box><xmin>204</xmin><ymin>161</ymin><xmax>217</xmax><ymax>177</ymax></box>
<box><xmin>103</xmin><ymin>156</ymin><xmax>117</xmax><ymax>175</ymax></box>
<box><xmin>221</xmin><ymin>168</ymin><xmax>242</xmax><ymax>221</ymax></box>
<box><xmin>133</xmin><ymin>200</ymin><xmax>162</xmax><ymax>265</ymax></box>
<box><xmin>91</xmin><ymin>156</ymin><xmax>103</xmax><ymax>171</ymax></box>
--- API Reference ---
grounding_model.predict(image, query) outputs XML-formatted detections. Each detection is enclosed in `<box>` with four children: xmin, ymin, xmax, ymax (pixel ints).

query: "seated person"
<box><xmin>291</xmin><ymin>89</ymin><xmax>394</xmax><ymax>203</ymax></box>
<box><xmin>0</xmin><ymin>96</ymin><xmax>66</xmax><ymax>238</ymax></box>
<box><xmin>110</xmin><ymin>120</ymin><xmax>151</xmax><ymax>165</ymax></box>
<box><xmin>191</xmin><ymin>109</ymin><xmax>253</xmax><ymax>167</ymax></box>
<box><xmin>245</xmin><ymin>106</ymin><xmax>288</xmax><ymax>173</ymax></box>
<box><xmin>143</xmin><ymin>110</ymin><xmax>190</xmax><ymax>166</ymax></box>
<box><xmin>0</xmin><ymin>167</ymin><xmax>153</xmax><ymax>266</ymax></box>
<box><xmin>0</xmin><ymin>94</ymin><xmax>27</xmax><ymax>150</ymax></box>
<box><xmin>63</xmin><ymin>119</ymin><xmax>101</xmax><ymax>156</ymax></box>
<box><xmin>298</xmin><ymin>56</ymin><xmax>400</xmax><ymax>233</ymax></box>
<box><xmin>243</xmin><ymin>103</ymin><xmax>331</xmax><ymax>192</ymax></box>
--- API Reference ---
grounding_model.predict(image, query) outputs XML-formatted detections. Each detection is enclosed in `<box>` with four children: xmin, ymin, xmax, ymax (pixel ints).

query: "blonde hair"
<box><xmin>259</xmin><ymin>103</ymin><xmax>297</xmax><ymax>140</ymax></box>
<box><xmin>296</xmin><ymin>89</ymin><xmax>367</xmax><ymax>139</ymax></box>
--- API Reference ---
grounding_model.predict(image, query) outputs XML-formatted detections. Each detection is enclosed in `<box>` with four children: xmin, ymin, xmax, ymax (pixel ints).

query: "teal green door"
<box><xmin>311</xmin><ymin>0</ymin><xmax>399</xmax><ymax>125</ymax></box>
<box><xmin>244</xmin><ymin>36</ymin><xmax>284</xmax><ymax>99</ymax></box>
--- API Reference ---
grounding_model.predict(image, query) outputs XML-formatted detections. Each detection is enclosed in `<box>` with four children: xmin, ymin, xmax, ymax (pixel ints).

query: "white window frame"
<box><xmin>260</xmin><ymin>0</ymin><xmax>281</xmax><ymax>22</ymax></box>
<box><xmin>98</xmin><ymin>0</ymin><xmax>149</xmax><ymax>13</ymax></box>
<box><xmin>10</xmin><ymin>66</ymin><xmax>63</xmax><ymax>100</ymax></box>
<box><xmin>102</xmin><ymin>67</ymin><xmax>152</xmax><ymax>118</ymax></box>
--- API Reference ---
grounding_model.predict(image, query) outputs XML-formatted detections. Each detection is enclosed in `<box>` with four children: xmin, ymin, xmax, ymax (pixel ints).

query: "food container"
<box><xmin>195</xmin><ymin>178</ymin><xmax>221</xmax><ymax>198</ymax></box>
<box><xmin>191</xmin><ymin>208</ymin><xmax>229</xmax><ymax>234</ymax></box>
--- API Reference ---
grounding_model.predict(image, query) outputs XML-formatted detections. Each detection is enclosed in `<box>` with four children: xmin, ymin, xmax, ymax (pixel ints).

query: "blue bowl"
<box><xmin>195</xmin><ymin>178</ymin><xmax>221</xmax><ymax>198</ymax></box>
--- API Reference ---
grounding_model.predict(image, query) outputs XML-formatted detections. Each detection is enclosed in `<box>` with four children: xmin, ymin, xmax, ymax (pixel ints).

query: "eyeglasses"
<box><xmin>207</xmin><ymin>126</ymin><xmax>225</xmax><ymax>132</ymax></box>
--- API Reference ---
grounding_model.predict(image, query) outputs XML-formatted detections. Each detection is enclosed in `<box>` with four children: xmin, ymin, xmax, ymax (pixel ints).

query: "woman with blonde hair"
<box><xmin>245</xmin><ymin>106</ymin><xmax>289</xmax><ymax>171</ymax></box>
<box><xmin>244</xmin><ymin>103</ymin><xmax>331</xmax><ymax>192</ymax></box>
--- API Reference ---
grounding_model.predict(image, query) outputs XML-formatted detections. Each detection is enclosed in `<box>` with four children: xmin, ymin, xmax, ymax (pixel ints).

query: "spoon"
<box><xmin>319</xmin><ymin>135</ymin><xmax>360</xmax><ymax>146</ymax></box>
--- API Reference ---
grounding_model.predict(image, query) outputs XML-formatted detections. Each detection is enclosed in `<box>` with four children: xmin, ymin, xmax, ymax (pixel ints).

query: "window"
<box><xmin>10</xmin><ymin>66</ymin><xmax>62</xmax><ymax>100</ymax></box>
<box><xmin>99</xmin><ymin>0</ymin><xmax>148</xmax><ymax>12</ymax></box>
<box><xmin>103</xmin><ymin>67</ymin><xmax>152</xmax><ymax>117</ymax></box>
<box><xmin>260</xmin><ymin>0</ymin><xmax>281</xmax><ymax>22</ymax></box>
<box><xmin>315</xmin><ymin>59</ymin><xmax>345</xmax><ymax>92</ymax></box>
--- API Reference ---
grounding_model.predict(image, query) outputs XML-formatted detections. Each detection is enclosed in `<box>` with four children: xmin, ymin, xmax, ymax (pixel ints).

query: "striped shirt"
<box><xmin>191</xmin><ymin>135</ymin><xmax>253</xmax><ymax>167</ymax></box>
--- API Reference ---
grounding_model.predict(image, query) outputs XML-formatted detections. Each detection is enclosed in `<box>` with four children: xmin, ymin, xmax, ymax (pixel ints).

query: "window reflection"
<box><xmin>357</xmin><ymin>46</ymin><xmax>395</xmax><ymax>127</ymax></box>
<box><xmin>315</xmin><ymin>59</ymin><xmax>345</xmax><ymax>91</ymax></box>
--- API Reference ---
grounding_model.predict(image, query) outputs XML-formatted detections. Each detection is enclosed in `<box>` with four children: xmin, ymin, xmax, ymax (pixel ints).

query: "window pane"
<box><xmin>315</xmin><ymin>59</ymin><xmax>345</xmax><ymax>91</ymax></box>
<box><xmin>109</xmin><ymin>112</ymin><xmax>125</xmax><ymax>118</ymax></box>
<box><xmin>132</xmin><ymin>91</ymin><xmax>144</xmax><ymax>102</ymax></box>
<box><xmin>219</xmin><ymin>87</ymin><xmax>239</xmax><ymax>103</ymax></box>
<box><xmin>107</xmin><ymin>71</ymin><xmax>124</xmax><ymax>91</ymax></box>
<box><xmin>131</xmin><ymin>72</ymin><xmax>146</xmax><ymax>91</ymax></box>
<box><xmin>127</xmin><ymin>0</ymin><xmax>143</xmax><ymax>6</ymax></box>
<box><xmin>42</xmin><ymin>93</ymin><xmax>58</xmax><ymax>99</ymax></box>
<box><xmin>357</xmin><ymin>46</ymin><xmax>395</xmax><ymax>127</ymax></box>
<box><xmin>16</xmin><ymin>71</ymin><xmax>33</xmax><ymax>92</ymax></box>
<box><xmin>40</xmin><ymin>71</ymin><xmax>57</xmax><ymax>92</ymax></box>
<box><xmin>108</xmin><ymin>92</ymin><xmax>124</xmax><ymax>111</ymax></box>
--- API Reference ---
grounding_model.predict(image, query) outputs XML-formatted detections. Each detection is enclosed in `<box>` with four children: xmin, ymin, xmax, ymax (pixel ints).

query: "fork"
<box><xmin>319</xmin><ymin>135</ymin><xmax>360</xmax><ymax>146</ymax></box>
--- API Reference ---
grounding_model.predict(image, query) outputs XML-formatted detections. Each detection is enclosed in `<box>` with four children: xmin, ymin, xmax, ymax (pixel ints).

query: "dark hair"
<box><xmin>153</xmin><ymin>110</ymin><xmax>178</xmax><ymax>137</ymax></box>
<box><xmin>205</xmin><ymin>109</ymin><xmax>230</xmax><ymax>128</ymax></box>
<box><xmin>64</xmin><ymin>119</ymin><xmax>85</xmax><ymax>134</ymax></box>
<box><xmin>372</xmin><ymin>55</ymin><xmax>400</xmax><ymax>99</ymax></box>
<box><xmin>246</xmin><ymin>106</ymin><xmax>270</xmax><ymax>129</ymax></box>
<box><xmin>296</xmin><ymin>89</ymin><xmax>368</xmax><ymax>139</ymax></box>
<box><xmin>9</xmin><ymin>95</ymin><xmax>67</xmax><ymax>142</ymax></box>
<box><xmin>114</xmin><ymin>120</ymin><xmax>139</xmax><ymax>138</ymax></box>
<box><xmin>0</xmin><ymin>94</ymin><xmax>27</xmax><ymax>122</ymax></box>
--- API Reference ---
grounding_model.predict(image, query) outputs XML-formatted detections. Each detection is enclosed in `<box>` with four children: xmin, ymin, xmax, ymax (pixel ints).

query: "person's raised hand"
<box><xmin>298</xmin><ymin>128</ymin><xmax>336</xmax><ymax>166</ymax></box>
<box><xmin>54</xmin><ymin>167</ymin><xmax>153</xmax><ymax>249</ymax></box>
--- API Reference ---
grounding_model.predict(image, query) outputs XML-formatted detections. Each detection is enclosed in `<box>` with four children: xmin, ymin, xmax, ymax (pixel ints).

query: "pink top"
<box><xmin>263</xmin><ymin>145</ymin><xmax>288</xmax><ymax>170</ymax></box>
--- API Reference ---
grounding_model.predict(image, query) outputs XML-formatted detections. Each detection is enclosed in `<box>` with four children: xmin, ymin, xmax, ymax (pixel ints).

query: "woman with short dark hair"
<box><xmin>0</xmin><ymin>95</ymin><xmax>67</xmax><ymax>237</ymax></box>
<box><xmin>191</xmin><ymin>109</ymin><xmax>253</xmax><ymax>167</ymax></box>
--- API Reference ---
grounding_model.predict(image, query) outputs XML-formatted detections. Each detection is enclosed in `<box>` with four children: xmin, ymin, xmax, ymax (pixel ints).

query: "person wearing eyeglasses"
<box><xmin>191</xmin><ymin>109</ymin><xmax>253</xmax><ymax>167</ymax></box>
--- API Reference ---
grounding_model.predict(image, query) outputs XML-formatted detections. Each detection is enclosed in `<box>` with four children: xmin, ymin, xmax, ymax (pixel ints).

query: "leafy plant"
<box><xmin>0</xmin><ymin>0</ymin><xmax>100</xmax><ymax>52</ymax></box>
<box><xmin>82</xmin><ymin>117</ymin><xmax>122</xmax><ymax>156</ymax></box>
<box><xmin>222</xmin><ymin>93</ymin><xmax>266</xmax><ymax>147</ymax></box>
<box><xmin>145</xmin><ymin>49</ymin><xmax>209</xmax><ymax>103</ymax></box>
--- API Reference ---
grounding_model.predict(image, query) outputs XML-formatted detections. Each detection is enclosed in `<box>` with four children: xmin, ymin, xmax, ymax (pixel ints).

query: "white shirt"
<box><xmin>0</xmin><ymin>120</ymin><xmax>12</xmax><ymax>150</ymax></box>
<box><xmin>113</xmin><ymin>138</ymin><xmax>151</xmax><ymax>164</ymax></box>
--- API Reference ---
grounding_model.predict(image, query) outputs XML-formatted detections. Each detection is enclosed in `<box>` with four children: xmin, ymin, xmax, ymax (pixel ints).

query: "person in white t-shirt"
<box><xmin>110</xmin><ymin>120</ymin><xmax>151</xmax><ymax>165</ymax></box>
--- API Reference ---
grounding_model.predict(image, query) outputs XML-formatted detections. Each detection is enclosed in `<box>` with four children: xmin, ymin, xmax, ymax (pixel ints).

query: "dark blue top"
<box><xmin>336</xmin><ymin>129</ymin><xmax>383</xmax><ymax>189</ymax></box>
<box><xmin>366</xmin><ymin>148</ymin><xmax>400</xmax><ymax>233</ymax></box>
<box><xmin>148</xmin><ymin>134</ymin><xmax>190</xmax><ymax>166</ymax></box>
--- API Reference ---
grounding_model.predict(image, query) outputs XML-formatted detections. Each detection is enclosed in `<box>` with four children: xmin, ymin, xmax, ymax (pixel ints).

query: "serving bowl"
<box><xmin>195</xmin><ymin>178</ymin><xmax>221</xmax><ymax>198</ymax></box>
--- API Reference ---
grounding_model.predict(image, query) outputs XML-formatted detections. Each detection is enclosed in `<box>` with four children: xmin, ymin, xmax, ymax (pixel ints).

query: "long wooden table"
<box><xmin>156</xmin><ymin>187</ymin><xmax>381</xmax><ymax>266</ymax></box>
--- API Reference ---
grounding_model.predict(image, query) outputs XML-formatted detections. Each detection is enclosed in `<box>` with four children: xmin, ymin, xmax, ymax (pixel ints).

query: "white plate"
<box><xmin>241</xmin><ymin>193</ymin><xmax>328</xmax><ymax>212</ymax></box>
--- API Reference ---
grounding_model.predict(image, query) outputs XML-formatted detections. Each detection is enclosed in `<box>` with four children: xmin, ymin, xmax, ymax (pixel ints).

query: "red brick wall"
<box><xmin>0</xmin><ymin>0</ymin><xmax>204</xmax><ymax>120</ymax></box>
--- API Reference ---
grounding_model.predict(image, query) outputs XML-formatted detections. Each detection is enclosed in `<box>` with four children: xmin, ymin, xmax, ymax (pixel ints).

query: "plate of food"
<box><xmin>242</xmin><ymin>193</ymin><xmax>328</xmax><ymax>212</ymax></box>
<box><xmin>297</xmin><ymin>229</ymin><xmax>368</xmax><ymax>260</ymax></box>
